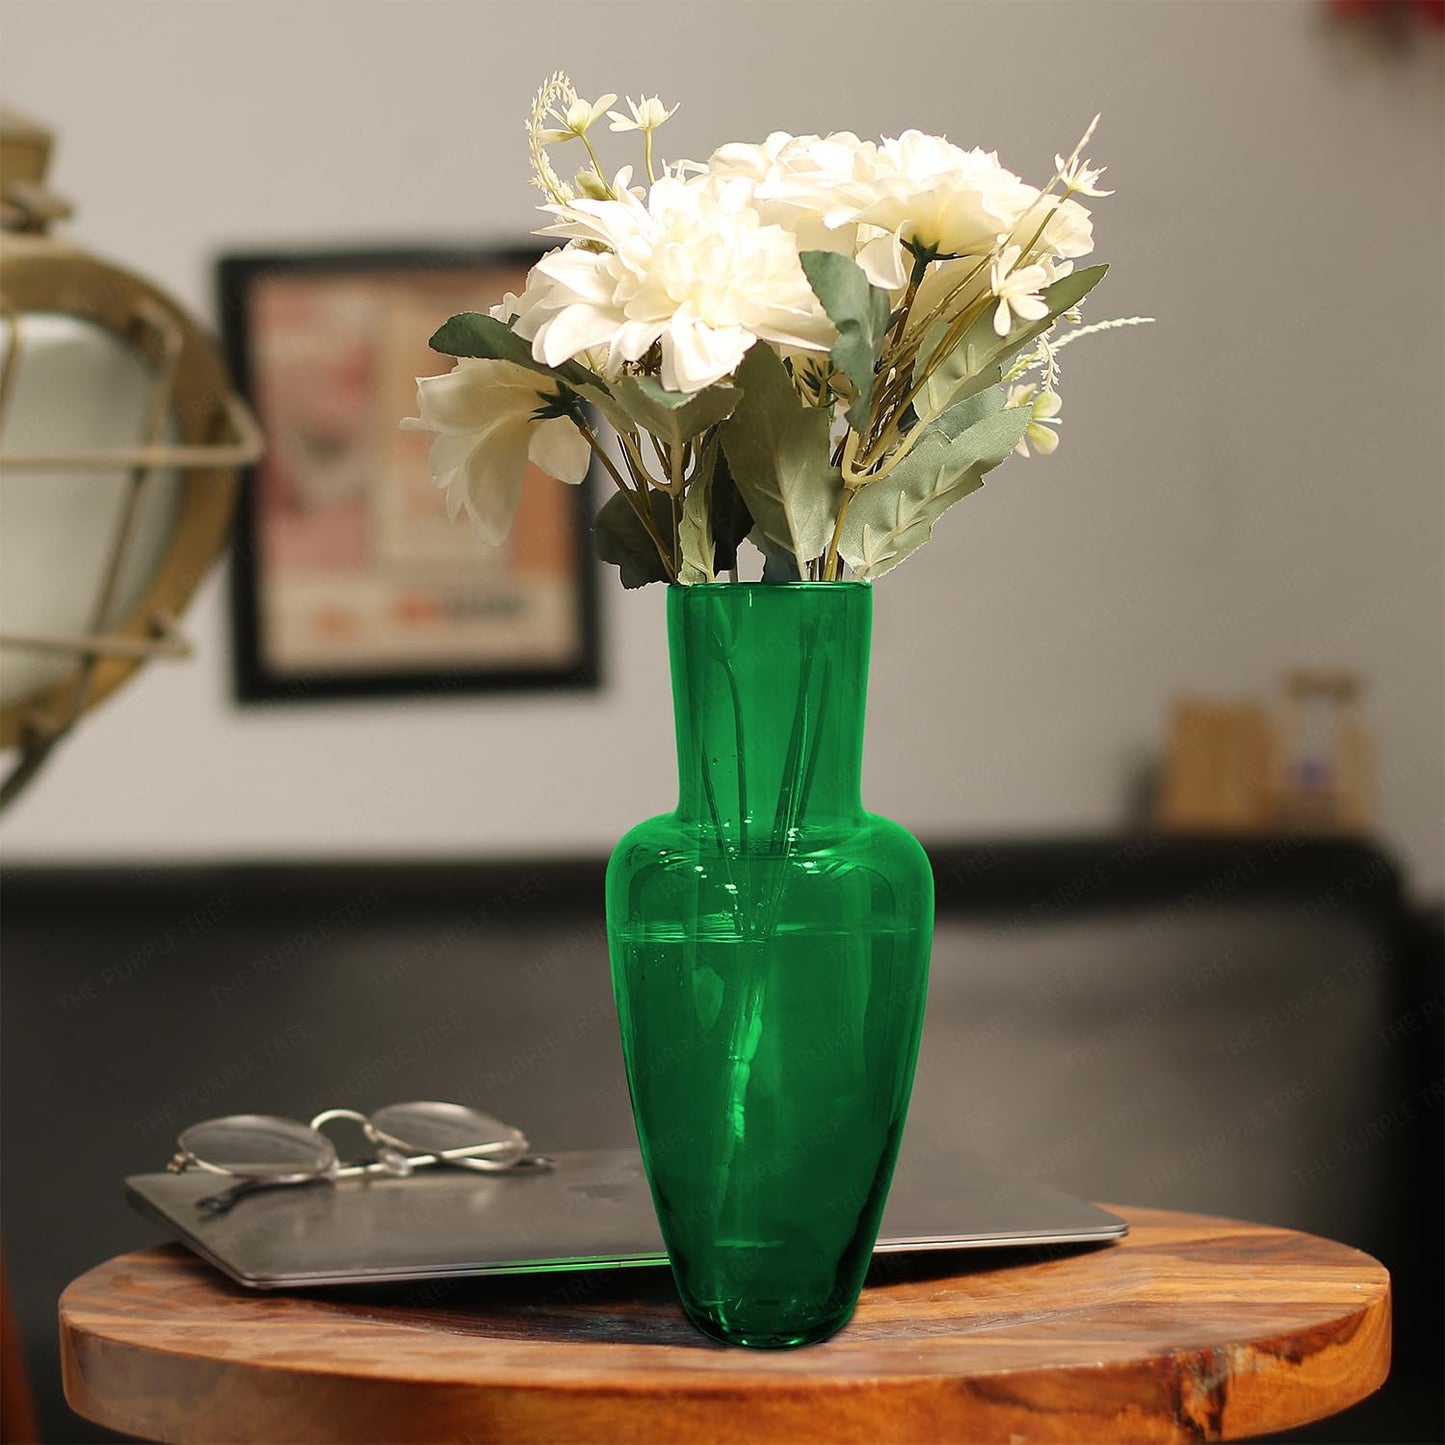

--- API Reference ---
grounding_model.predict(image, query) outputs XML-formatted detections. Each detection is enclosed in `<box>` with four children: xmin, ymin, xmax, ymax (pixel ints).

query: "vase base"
<box><xmin>682</xmin><ymin>1299</ymin><xmax>855</xmax><ymax>1350</ymax></box>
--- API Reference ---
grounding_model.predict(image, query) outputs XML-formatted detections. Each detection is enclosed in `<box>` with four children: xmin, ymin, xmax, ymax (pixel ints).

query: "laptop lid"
<box><xmin>126</xmin><ymin>1144</ymin><xmax>1127</xmax><ymax>1290</ymax></box>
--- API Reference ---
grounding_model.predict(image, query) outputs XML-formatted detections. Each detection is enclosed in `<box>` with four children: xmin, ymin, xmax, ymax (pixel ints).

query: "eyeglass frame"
<box><xmin>167</xmin><ymin>1100</ymin><xmax>551</xmax><ymax>1188</ymax></box>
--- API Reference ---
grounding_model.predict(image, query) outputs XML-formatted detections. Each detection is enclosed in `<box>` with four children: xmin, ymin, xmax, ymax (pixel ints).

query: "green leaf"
<box><xmin>800</xmin><ymin>250</ymin><xmax>892</xmax><ymax>431</ymax></box>
<box><xmin>677</xmin><ymin>442</ymin><xmax>718</xmax><ymax>586</ymax></box>
<box><xmin>429</xmin><ymin>312</ymin><xmax>528</xmax><ymax>362</ymax></box>
<box><xmin>932</xmin><ymin>384</ymin><xmax>1005</xmax><ymax>440</ymax></box>
<box><xmin>915</xmin><ymin>263</ymin><xmax>1108</xmax><ymax>418</ymax></box>
<box><xmin>673</xmin><ymin>436</ymin><xmax>722</xmax><ymax>583</ymax></box>
<box><xmin>594</xmin><ymin>489</ymin><xmax>674</xmax><ymax>589</ymax></box>
<box><xmin>428</xmin><ymin>312</ymin><xmax>595</xmax><ymax>391</ymax></box>
<box><xmin>749</xmin><ymin>527</ymin><xmax>801</xmax><ymax>584</ymax></box>
<box><xmin>574</xmin><ymin>381</ymin><xmax>637</xmax><ymax>438</ymax></box>
<box><xmin>708</xmin><ymin>450</ymin><xmax>753</xmax><ymax>573</ymax></box>
<box><xmin>609</xmin><ymin>375</ymin><xmax>741</xmax><ymax>447</ymax></box>
<box><xmin>837</xmin><ymin>403</ymin><xmax>1032</xmax><ymax>579</ymax></box>
<box><xmin>720</xmin><ymin>344</ymin><xmax>842</xmax><ymax>579</ymax></box>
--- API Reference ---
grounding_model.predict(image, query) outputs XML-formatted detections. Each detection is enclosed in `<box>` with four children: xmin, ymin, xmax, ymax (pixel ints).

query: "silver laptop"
<box><xmin>126</xmin><ymin>1143</ymin><xmax>1127</xmax><ymax>1289</ymax></box>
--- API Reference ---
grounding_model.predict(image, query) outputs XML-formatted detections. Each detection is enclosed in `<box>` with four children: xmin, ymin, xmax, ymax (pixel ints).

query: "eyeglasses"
<box><xmin>168</xmin><ymin>1100</ymin><xmax>552</xmax><ymax>1214</ymax></box>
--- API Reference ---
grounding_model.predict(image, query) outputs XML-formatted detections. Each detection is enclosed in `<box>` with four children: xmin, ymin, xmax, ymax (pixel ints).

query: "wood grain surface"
<box><xmin>60</xmin><ymin>1206</ymin><xmax>1389</xmax><ymax>1444</ymax></box>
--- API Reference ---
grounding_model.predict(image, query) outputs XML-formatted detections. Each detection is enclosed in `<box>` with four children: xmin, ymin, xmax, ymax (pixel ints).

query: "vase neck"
<box><xmin>667</xmin><ymin>583</ymin><xmax>871</xmax><ymax>838</ymax></box>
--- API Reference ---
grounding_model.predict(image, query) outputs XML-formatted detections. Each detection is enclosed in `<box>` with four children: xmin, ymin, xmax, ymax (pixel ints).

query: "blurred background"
<box><xmin>1</xmin><ymin>1</ymin><xmax>1441</xmax><ymax>1442</ymax></box>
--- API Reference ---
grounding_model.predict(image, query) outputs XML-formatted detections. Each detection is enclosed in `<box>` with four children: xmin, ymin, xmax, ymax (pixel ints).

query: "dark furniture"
<box><xmin>3</xmin><ymin>836</ymin><xmax>1440</xmax><ymax>1442</ymax></box>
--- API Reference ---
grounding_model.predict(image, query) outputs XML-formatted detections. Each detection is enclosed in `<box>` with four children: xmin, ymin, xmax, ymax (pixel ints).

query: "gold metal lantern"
<box><xmin>0</xmin><ymin>106</ymin><xmax>262</xmax><ymax>806</ymax></box>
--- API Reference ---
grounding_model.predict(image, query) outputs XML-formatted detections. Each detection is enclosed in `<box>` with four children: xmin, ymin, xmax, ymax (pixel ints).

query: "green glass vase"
<box><xmin>605</xmin><ymin>581</ymin><xmax>934</xmax><ymax>1348</ymax></box>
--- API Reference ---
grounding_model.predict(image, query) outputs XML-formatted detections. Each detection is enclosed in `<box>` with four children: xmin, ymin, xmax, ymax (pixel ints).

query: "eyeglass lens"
<box><xmin>367</xmin><ymin>1101</ymin><xmax>524</xmax><ymax>1160</ymax></box>
<box><xmin>177</xmin><ymin>1115</ymin><xmax>337</xmax><ymax>1180</ymax></box>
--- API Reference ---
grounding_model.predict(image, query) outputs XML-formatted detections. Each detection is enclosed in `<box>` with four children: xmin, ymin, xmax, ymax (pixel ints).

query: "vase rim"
<box><xmin>667</xmin><ymin>581</ymin><xmax>872</xmax><ymax>592</ymax></box>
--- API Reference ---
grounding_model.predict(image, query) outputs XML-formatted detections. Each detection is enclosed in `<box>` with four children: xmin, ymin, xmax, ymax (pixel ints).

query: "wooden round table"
<box><xmin>60</xmin><ymin>1205</ymin><xmax>1389</xmax><ymax>1444</ymax></box>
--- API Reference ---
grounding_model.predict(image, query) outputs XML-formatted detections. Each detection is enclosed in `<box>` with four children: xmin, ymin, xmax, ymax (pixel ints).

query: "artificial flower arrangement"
<box><xmin>403</xmin><ymin>76</ymin><xmax>1149</xmax><ymax>1351</ymax></box>
<box><xmin>404</xmin><ymin>74</ymin><xmax>1147</xmax><ymax>586</ymax></box>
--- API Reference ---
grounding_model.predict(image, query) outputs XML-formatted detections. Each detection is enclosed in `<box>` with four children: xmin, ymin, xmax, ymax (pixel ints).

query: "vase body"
<box><xmin>605</xmin><ymin>582</ymin><xmax>933</xmax><ymax>1348</ymax></box>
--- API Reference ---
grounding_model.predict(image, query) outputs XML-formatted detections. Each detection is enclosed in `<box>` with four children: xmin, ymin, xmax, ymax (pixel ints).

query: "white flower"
<box><xmin>607</xmin><ymin>95</ymin><xmax>678</xmax><ymax>133</ymax></box>
<box><xmin>1011</xmin><ymin>192</ymin><xmax>1096</xmax><ymax>262</ymax></box>
<box><xmin>705</xmin><ymin>131</ymin><xmax>909</xmax><ymax>291</ymax></box>
<box><xmin>839</xmin><ymin>131</ymin><xmax>1038</xmax><ymax>260</ymax></box>
<box><xmin>489</xmin><ymin>270</ymin><xmax>561</xmax><ymax>337</ymax></box>
<box><xmin>990</xmin><ymin>246</ymin><xmax>1051</xmax><ymax>337</ymax></box>
<box><xmin>1007</xmin><ymin>383</ymin><xmax>1062</xmax><ymax>456</ymax></box>
<box><xmin>490</xmin><ymin>260</ymin><xmax>612</xmax><ymax>375</ymax></box>
<box><xmin>1056</xmin><ymin>152</ymin><xmax>1112</xmax><ymax>197</ymax></box>
<box><xmin>526</xmin><ymin>174</ymin><xmax>834</xmax><ymax>392</ymax></box>
<box><xmin>537</xmin><ymin>91</ymin><xmax>617</xmax><ymax>143</ymax></box>
<box><xmin>489</xmin><ymin>290</ymin><xmax>527</xmax><ymax>323</ymax></box>
<box><xmin>1048</xmin><ymin>197</ymin><xmax>1095</xmax><ymax>258</ymax></box>
<box><xmin>401</xmin><ymin>359</ymin><xmax>590</xmax><ymax>545</ymax></box>
<box><xmin>706</xmin><ymin>131</ymin><xmax>869</xmax><ymax>228</ymax></box>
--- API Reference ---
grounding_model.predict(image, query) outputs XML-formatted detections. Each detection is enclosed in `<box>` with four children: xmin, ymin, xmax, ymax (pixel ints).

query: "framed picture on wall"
<box><xmin>217</xmin><ymin>247</ymin><xmax>600</xmax><ymax>704</ymax></box>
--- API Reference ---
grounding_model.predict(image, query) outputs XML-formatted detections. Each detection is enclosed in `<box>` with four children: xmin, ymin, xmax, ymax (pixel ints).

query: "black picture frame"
<box><xmin>217</xmin><ymin>246</ymin><xmax>601</xmax><ymax>705</ymax></box>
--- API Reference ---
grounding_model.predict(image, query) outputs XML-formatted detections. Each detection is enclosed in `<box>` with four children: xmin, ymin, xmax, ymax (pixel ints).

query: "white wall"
<box><xmin>2</xmin><ymin>0</ymin><xmax>1441</xmax><ymax>894</ymax></box>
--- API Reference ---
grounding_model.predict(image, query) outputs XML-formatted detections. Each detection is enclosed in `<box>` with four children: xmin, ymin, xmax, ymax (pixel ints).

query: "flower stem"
<box><xmin>886</xmin><ymin>251</ymin><xmax>932</xmax><ymax>350</ymax></box>
<box><xmin>579</xmin><ymin>132</ymin><xmax>614</xmax><ymax>196</ymax></box>
<box><xmin>879</xmin><ymin>252</ymin><xmax>993</xmax><ymax>394</ymax></box>
<box><xmin>579</xmin><ymin>419</ymin><xmax>675</xmax><ymax>578</ymax></box>
<box><xmin>620</xmin><ymin>431</ymin><xmax>665</xmax><ymax>490</ymax></box>
<box><xmin>823</xmin><ymin>482</ymin><xmax>856</xmax><ymax>580</ymax></box>
<box><xmin>855</xmin><ymin>292</ymin><xmax>993</xmax><ymax>472</ymax></box>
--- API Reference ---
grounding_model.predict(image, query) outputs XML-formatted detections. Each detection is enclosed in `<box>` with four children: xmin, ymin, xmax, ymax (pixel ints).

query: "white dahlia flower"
<box><xmin>524</xmin><ymin>174</ymin><xmax>834</xmax><ymax>392</ymax></box>
<box><xmin>705</xmin><ymin>131</ymin><xmax>910</xmax><ymax>291</ymax></box>
<box><xmin>840</xmin><ymin>130</ymin><xmax>1040</xmax><ymax>260</ymax></box>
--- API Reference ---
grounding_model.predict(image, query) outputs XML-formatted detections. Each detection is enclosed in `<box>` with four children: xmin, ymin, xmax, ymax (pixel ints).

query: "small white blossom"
<box><xmin>1007</xmin><ymin>383</ymin><xmax>1062</xmax><ymax>456</ymax></box>
<box><xmin>990</xmin><ymin>246</ymin><xmax>1051</xmax><ymax>337</ymax></box>
<box><xmin>607</xmin><ymin>95</ymin><xmax>679</xmax><ymax>133</ymax></box>
<box><xmin>1055</xmin><ymin>152</ymin><xmax>1113</xmax><ymax>197</ymax></box>
<box><xmin>401</xmin><ymin>359</ymin><xmax>590</xmax><ymax>545</ymax></box>
<box><xmin>538</xmin><ymin>91</ymin><xmax>618</xmax><ymax>143</ymax></box>
<box><xmin>572</xmin><ymin>168</ymin><xmax>614</xmax><ymax>200</ymax></box>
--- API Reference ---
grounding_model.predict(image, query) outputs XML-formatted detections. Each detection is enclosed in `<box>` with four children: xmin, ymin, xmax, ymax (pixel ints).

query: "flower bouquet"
<box><xmin>407</xmin><ymin>75</ymin><xmax>1142</xmax><ymax>1348</ymax></box>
